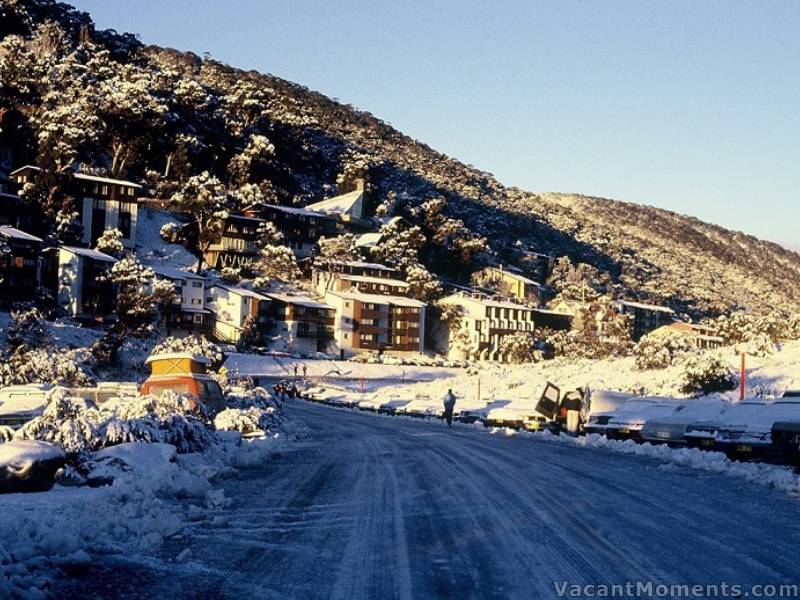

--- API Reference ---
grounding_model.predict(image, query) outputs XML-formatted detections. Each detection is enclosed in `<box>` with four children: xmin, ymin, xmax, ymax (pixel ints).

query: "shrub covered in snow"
<box><xmin>94</xmin><ymin>227</ymin><xmax>125</xmax><ymax>258</ymax></box>
<box><xmin>159</xmin><ymin>221</ymin><xmax>183</xmax><ymax>243</ymax></box>
<box><xmin>497</xmin><ymin>331</ymin><xmax>544</xmax><ymax>364</ymax></box>
<box><xmin>14</xmin><ymin>388</ymin><xmax>99</xmax><ymax>454</ymax></box>
<box><xmin>679</xmin><ymin>355</ymin><xmax>737</xmax><ymax>396</ymax></box>
<box><xmin>633</xmin><ymin>331</ymin><xmax>693</xmax><ymax>370</ymax></box>
<box><xmin>6</xmin><ymin>304</ymin><xmax>51</xmax><ymax>350</ymax></box>
<box><xmin>102</xmin><ymin>392</ymin><xmax>213</xmax><ymax>453</ymax></box>
<box><xmin>0</xmin><ymin>346</ymin><xmax>94</xmax><ymax>388</ymax></box>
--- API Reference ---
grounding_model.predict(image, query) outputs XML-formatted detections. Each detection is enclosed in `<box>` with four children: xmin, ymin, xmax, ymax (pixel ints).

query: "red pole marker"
<box><xmin>739</xmin><ymin>353</ymin><xmax>746</xmax><ymax>401</ymax></box>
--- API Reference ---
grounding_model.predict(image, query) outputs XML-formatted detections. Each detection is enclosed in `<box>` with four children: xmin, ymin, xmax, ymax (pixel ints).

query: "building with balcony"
<box><xmin>324</xmin><ymin>290</ymin><xmax>426</xmax><ymax>359</ymax></box>
<box><xmin>151</xmin><ymin>266</ymin><xmax>210</xmax><ymax>336</ymax></box>
<box><xmin>312</xmin><ymin>263</ymin><xmax>410</xmax><ymax>298</ymax></box>
<box><xmin>647</xmin><ymin>321</ymin><xmax>724</xmax><ymax>350</ymax></box>
<box><xmin>202</xmin><ymin>214</ymin><xmax>263</xmax><ymax>269</ymax></box>
<box><xmin>41</xmin><ymin>246</ymin><xmax>117</xmax><ymax>322</ymax></box>
<box><xmin>264</xmin><ymin>293</ymin><xmax>336</xmax><ymax>355</ymax></box>
<box><xmin>437</xmin><ymin>292</ymin><xmax>537</xmax><ymax>362</ymax></box>
<box><xmin>0</xmin><ymin>226</ymin><xmax>44</xmax><ymax>304</ymax></box>
<box><xmin>613</xmin><ymin>300</ymin><xmax>675</xmax><ymax>341</ymax></box>
<box><xmin>205</xmin><ymin>284</ymin><xmax>271</xmax><ymax>345</ymax></box>
<box><xmin>11</xmin><ymin>166</ymin><xmax>141</xmax><ymax>249</ymax></box>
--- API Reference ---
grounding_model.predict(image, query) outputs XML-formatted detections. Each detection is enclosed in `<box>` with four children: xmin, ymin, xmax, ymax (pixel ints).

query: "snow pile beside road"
<box><xmin>0</xmin><ymin>388</ymin><xmax>302</xmax><ymax>597</ymax></box>
<box><xmin>527</xmin><ymin>431</ymin><xmax>800</xmax><ymax>497</ymax></box>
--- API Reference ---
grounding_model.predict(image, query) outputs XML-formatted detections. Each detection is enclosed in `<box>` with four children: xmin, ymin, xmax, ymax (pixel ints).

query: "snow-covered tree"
<box><xmin>170</xmin><ymin>171</ymin><xmax>231</xmax><ymax>274</ymax></box>
<box><xmin>6</xmin><ymin>304</ymin><xmax>50</xmax><ymax>350</ymax></box>
<box><xmin>314</xmin><ymin>234</ymin><xmax>359</xmax><ymax>271</ymax></box>
<box><xmin>94</xmin><ymin>227</ymin><xmax>124</xmax><ymax>258</ymax></box>
<box><xmin>633</xmin><ymin>331</ymin><xmax>694</xmax><ymax>370</ymax></box>
<box><xmin>497</xmin><ymin>331</ymin><xmax>544</xmax><ymax>364</ymax></box>
<box><xmin>251</xmin><ymin>244</ymin><xmax>300</xmax><ymax>287</ymax></box>
<box><xmin>109</xmin><ymin>256</ymin><xmax>157</xmax><ymax>333</ymax></box>
<box><xmin>679</xmin><ymin>356</ymin><xmax>737</xmax><ymax>396</ymax></box>
<box><xmin>228</xmin><ymin>133</ymin><xmax>274</xmax><ymax>186</ymax></box>
<box><xmin>14</xmin><ymin>387</ymin><xmax>98</xmax><ymax>454</ymax></box>
<box><xmin>405</xmin><ymin>263</ymin><xmax>443</xmax><ymax>303</ymax></box>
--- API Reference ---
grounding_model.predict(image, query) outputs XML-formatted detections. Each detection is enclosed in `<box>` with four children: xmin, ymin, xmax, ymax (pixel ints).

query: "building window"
<box><xmin>101</xmin><ymin>185</ymin><xmax>109</xmax><ymax>195</ymax></box>
<box><xmin>192</xmin><ymin>281</ymin><xmax>202</xmax><ymax>288</ymax></box>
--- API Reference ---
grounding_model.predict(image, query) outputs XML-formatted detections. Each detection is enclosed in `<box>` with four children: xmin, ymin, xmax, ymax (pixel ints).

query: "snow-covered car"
<box><xmin>582</xmin><ymin>390</ymin><xmax>633</xmax><ymax>435</ymax></box>
<box><xmin>683</xmin><ymin>399</ymin><xmax>769</xmax><ymax>450</ymax></box>
<box><xmin>0</xmin><ymin>384</ymin><xmax>52</xmax><ymax>428</ymax></box>
<box><xmin>771</xmin><ymin>420</ymin><xmax>800</xmax><ymax>466</ymax></box>
<box><xmin>0</xmin><ymin>440</ymin><xmax>65</xmax><ymax>494</ymax></box>
<box><xmin>713</xmin><ymin>399</ymin><xmax>800</xmax><ymax>460</ymax></box>
<box><xmin>603</xmin><ymin>397</ymin><xmax>685</xmax><ymax>441</ymax></box>
<box><xmin>640</xmin><ymin>399</ymin><xmax>731</xmax><ymax>445</ymax></box>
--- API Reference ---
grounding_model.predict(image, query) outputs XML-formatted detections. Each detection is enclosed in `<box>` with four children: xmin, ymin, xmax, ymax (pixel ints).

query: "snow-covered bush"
<box><xmin>220</xmin><ymin>266</ymin><xmax>242</xmax><ymax>283</ymax></box>
<box><xmin>497</xmin><ymin>331</ymin><xmax>544</xmax><ymax>364</ymax></box>
<box><xmin>101</xmin><ymin>392</ymin><xmax>213</xmax><ymax>453</ymax></box>
<box><xmin>634</xmin><ymin>331</ymin><xmax>693</xmax><ymax>370</ymax></box>
<box><xmin>150</xmin><ymin>335</ymin><xmax>225</xmax><ymax>371</ymax></box>
<box><xmin>214</xmin><ymin>407</ymin><xmax>274</xmax><ymax>436</ymax></box>
<box><xmin>679</xmin><ymin>356</ymin><xmax>737</xmax><ymax>396</ymax></box>
<box><xmin>6</xmin><ymin>304</ymin><xmax>50</xmax><ymax>350</ymax></box>
<box><xmin>94</xmin><ymin>227</ymin><xmax>124</xmax><ymax>258</ymax></box>
<box><xmin>14</xmin><ymin>388</ymin><xmax>99</xmax><ymax>454</ymax></box>
<box><xmin>159</xmin><ymin>221</ymin><xmax>183</xmax><ymax>243</ymax></box>
<box><xmin>0</xmin><ymin>346</ymin><xmax>94</xmax><ymax>388</ymax></box>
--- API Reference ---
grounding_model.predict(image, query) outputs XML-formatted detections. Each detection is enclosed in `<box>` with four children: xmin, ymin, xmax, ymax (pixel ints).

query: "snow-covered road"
<box><xmin>57</xmin><ymin>401</ymin><xmax>800</xmax><ymax>599</ymax></box>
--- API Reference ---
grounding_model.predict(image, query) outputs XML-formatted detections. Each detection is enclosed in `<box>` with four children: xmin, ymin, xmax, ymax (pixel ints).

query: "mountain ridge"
<box><xmin>0</xmin><ymin>0</ymin><xmax>798</xmax><ymax>319</ymax></box>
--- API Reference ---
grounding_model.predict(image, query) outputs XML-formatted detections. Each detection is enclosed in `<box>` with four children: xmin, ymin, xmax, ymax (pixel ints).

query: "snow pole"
<box><xmin>739</xmin><ymin>352</ymin><xmax>746</xmax><ymax>401</ymax></box>
<box><xmin>360</xmin><ymin>376</ymin><xmax>365</xmax><ymax>395</ymax></box>
<box><xmin>477</xmin><ymin>378</ymin><xmax>481</xmax><ymax>403</ymax></box>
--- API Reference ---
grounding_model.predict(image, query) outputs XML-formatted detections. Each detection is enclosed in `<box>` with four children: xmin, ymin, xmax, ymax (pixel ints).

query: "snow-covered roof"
<box><xmin>151</xmin><ymin>265</ymin><xmax>205</xmax><ymax>281</ymax></box>
<box><xmin>10</xmin><ymin>165</ymin><xmax>142</xmax><ymax>188</ymax></box>
<box><xmin>306</xmin><ymin>189</ymin><xmax>364</xmax><ymax>219</ymax></box>
<box><xmin>337</xmin><ymin>274</ymin><xmax>410</xmax><ymax>287</ymax></box>
<box><xmin>486</xmin><ymin>266</ymin><xmax>540</xmax><ymax>286</ymax></box>
<box><xmin>264</xmin><ymin>293</ymin><xmax>333</xmax><ymax>309</ymax></box>
<box><xmin>355</xmin><ymin>232</ymin><xmax>383</xmax><ymax>248</ymax></box>
<box><xmin>531</xmin><ymin>308</ymin><xmax>572</xmax><ymax>316</ymax></box>
<box><xmin>61</xmin><ymin>246</ymin><xmax>117</xmax><ymax>262</ymax></box>
<box><xmin>441</xmin><ymin>292</ymin><xmax>533</xmax><ymax>311</ymax></box>
<box><xmin>0</xmin><ymin>226</ymin><xmax>43</xmax><ymax>242</ymax></box>
<box><xmin>327</xmin><ymin>290</ymin><xmax>426</xmax><ymax>308</ymax></box>
<box><xmin>145</xmin><ymin>353</ymin><xmax>209</xmax><ymax>365</ymax></box>
<box><xmin>209</xmin><ymin>283</ymin><xmax>270</xmax><ymax>301</ymax></box>
<box><xmin>261</xmin><ymin>203</ymin><xmax>333</xmax><ymax>219</ymax></box>
<box><xmin>617</xmin><ymin>300</ymin><xmax>675</xmax><ymax>314</ymax></box>
<box><xmin>0</xmin><ymin>192</ymin><xmax>20</xmax><ymax>202</ymax></box>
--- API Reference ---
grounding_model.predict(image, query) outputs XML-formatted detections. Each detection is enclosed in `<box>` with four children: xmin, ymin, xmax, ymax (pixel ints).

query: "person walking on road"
<box><xmin>302</xmin><ymin>365</ymin><xmax>307</xmax><ymax>380</ymax></box>
<box><xmin>443</xmin><ymin>389</ymin><xmax>457</xmax><ymax>428</ymax></box>
<box><xmin>293</xmin><ymin>364</ymin><xmax>298</xmax><ymax>380</ymax></box>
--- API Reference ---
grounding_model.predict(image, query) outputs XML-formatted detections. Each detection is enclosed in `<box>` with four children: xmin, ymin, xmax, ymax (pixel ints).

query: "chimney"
<box><xmin>354</xmin><ymin>178</ymin><xmax>365</xmax><ymax>193</ymax></box>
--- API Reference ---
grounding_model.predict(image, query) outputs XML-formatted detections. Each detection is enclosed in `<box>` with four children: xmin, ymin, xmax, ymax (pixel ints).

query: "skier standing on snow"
<box><xmin>443</xmin><ymin>389</ymin><xmax>457</xmax><ymax>427</ymax></box>
<box><xmin>302</xmin><ymin>364</ymin><xmax>307</xmax><ymax>380</ymax></box>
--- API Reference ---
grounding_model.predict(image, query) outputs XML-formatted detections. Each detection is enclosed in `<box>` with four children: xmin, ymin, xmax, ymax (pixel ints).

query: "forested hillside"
<box><xmin>1</xmin><ymin>0</ymin><xmax>798</xmax><ymax>319</ymax></box>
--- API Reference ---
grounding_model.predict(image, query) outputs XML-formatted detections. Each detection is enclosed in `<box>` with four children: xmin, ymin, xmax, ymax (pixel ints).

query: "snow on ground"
<box><xmin>275</xmin><ymin>340</ymin><xmax>800</xmax><ymax>421</ymax></box>
<box><xmin>0</xmin><ymin>408</ymin><xmax>299</xmax><ymax>598</ymax></box>
<box><xmin>135</xmin><ymin>207</ymin><xmax>198</xmax><ymax>271</ymax></box>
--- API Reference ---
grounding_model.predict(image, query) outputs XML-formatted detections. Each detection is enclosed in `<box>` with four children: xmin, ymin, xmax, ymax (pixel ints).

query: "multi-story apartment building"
<box><xmin>202</xmin><ymin>214</ymin><xmax>263</xmax><ymax>269</ymax></box>
<box><xmin>151</xmin><ymin>266</ymin><xmax>210</xmax><ymax>336</ymax></box>
<box><xmin>205</xmin><ymin>284</ymin><xmax>271</xmax><ymax>345</ymax></box>
<box><xmin>614</xmin><ymin>300</ymin><xmax>675</xmax><ymax>341</ymax></box>
<box><xmin>11</xmin><ymin>166</ymin><xmax>141</xmax><ymax>249</ymax></box>
<box><xmin>437</xmin><ymin>292</ymin><xmax>536</xmax><ymax>362</ymax></box>
<box><xmin>41</xmin><ymin>246</ymin><xmax>117</xmax><ymax>321</ymax></box>
<box><xmin>471</xmin><ymin>265</ymin><xmax>546</xmax><ymax>305</ymax></box>
<box><xmin>312</xmin><ymin>264</ymin><xmax>410</xmax><ymax>297</ymax></box>
<box><xmin>324</xmin><ymin>290</ymin><xmax>426</xmax><ymax>358</ymax></box>
<box><xmin>243</xmin><ymin>204</ymin><xmax>337</xmax><ymax>258</ymax></box>
<box><xmin>265</xmin><ymin>293</ymin><xmax>336</xmax><ymax>354</ymax></box>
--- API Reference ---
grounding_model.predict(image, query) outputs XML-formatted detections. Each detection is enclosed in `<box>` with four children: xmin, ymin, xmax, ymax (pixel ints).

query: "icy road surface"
<box><xmin>59</xmin><ymin>401</ymin><xmax>800</xmax><ymax>599</ymax></box>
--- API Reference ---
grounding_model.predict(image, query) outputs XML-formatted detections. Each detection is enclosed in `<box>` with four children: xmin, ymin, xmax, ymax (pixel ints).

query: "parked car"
<box><xmin>604</xmin><ymin>397</ymin><xmax>686</xmax><ymax>441</ymax></box>
<box><xmin>583</xmin><ymin>390</ymin><xmax>633</xmax><ymax>435</ymax></box>
<box><xmin>0</xmin><ymin>384</ymin><xmax>52</xmax><ymax>428</ymax></box>
<box><xmin>640</xmin><ymin>399</ymin><xmax>731</xmax><ymax>445</ymax></box>
<box><xmin>684</xmin><ymin>399</ymin><xmax>769</xmax><ymax>450</ymax></box>
<box><xmin>713</xmin><ymin>399</ymin><xmax>800</xmax><ymax>461</ymax></box>
<box><xmin>771</xmin><ymin>420</ymin><xmax>800</xmax><ymax>466</ymax></box>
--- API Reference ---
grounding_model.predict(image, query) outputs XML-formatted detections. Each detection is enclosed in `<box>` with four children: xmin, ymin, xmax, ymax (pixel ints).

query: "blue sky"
<box><xmin>70</xmin><ymin>0</ymin><xmax>799</xmax><ymax>249</ymax></box>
